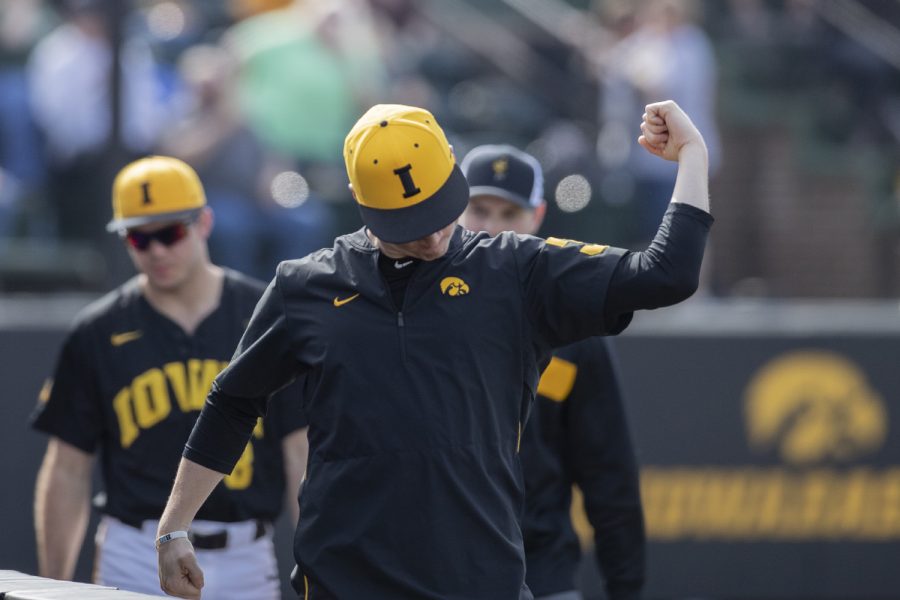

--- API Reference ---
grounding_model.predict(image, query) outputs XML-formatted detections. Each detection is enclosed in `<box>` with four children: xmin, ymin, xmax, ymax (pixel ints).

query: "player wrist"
<box><xmin>155</xmin><ymin>530</ymin><xmax>190</xmax><ymax>551</ymax></box>
<box><xmin>676</xmin><ymin>139</ymin><xmax>708</xmax><ymax>163</ymax></box>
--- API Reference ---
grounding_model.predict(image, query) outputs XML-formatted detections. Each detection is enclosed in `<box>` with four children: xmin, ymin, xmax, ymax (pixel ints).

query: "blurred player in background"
<box><xmin>31</xmin><ymin>156</ymin><xmax>308</xmax><ymax>599</ymax></box>
<box><xmin>461</xmin><ymin>145</ymin><xmax>645</xmax><ymax>600</ymax></box>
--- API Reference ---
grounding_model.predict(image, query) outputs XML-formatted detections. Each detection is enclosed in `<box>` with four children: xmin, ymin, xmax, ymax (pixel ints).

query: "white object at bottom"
<box><xmin>94</xmin><ymin>515</ymin><xmax>280</xmax><ymax>599</ymax></box>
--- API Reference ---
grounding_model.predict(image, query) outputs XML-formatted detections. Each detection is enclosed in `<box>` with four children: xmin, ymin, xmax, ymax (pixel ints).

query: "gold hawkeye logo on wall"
<box><xmin>744</xmin><ymin>350</ymin><xmax>887</xmax><ymax>466</ymax></box>
<box><xmin>439</xmin><ymin>277</ymin><xmax>470</xmax><ymax>297</ymax></box>
<box><xmin>630</xmin><ymin>350</ymin><xmax>896</xmax><ymax>542</ymax></box>
<box><xmin>574</xmin><ymin>349</ymin><xmax>898</xmax><ymax>543</ymax></box>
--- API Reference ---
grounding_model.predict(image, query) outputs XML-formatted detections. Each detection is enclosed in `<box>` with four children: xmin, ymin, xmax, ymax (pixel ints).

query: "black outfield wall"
<box><xmin>2</xmin><ymin>322</ymin><xmax>898</xmax><ymax>599</ymax></box>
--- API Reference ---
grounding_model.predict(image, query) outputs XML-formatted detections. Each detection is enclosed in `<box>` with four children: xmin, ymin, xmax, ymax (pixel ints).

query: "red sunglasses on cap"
<box><xmin>123</xmin><ymin>221</ymin><xmax>192</xmax><ymax>251</ymax></box>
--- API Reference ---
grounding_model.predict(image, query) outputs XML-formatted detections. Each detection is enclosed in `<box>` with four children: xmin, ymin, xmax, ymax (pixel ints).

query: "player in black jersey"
<box><xmin>156</xmin><ymin>101</ymin><xmax>711</xmax><ymax>600</ymax></box>
<box><xmin>31</xmin><ymin>156</ymin><xmax>308</xmax><ymax>599</ymax></box>
<box><xmin>461</xmin><ymin>145</ymin><xmax>645</xmax><ymax>600</ymax></box>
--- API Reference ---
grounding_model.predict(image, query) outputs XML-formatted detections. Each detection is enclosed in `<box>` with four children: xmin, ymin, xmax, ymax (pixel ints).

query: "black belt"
<box><xmin>191</xmin><ymin>520</ymin><xmax>268</xmax><ymax>550</ymax></box>
<box><xmin>118</xmin><ymin>518</ymin><xmax>267</xmax><ymax>550</ymax></box>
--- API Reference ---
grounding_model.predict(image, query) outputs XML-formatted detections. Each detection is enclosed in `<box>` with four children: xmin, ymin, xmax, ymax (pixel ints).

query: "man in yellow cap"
<box><xmin>156</xmin><ymin>100</ymin><xmax>712</xmax><ymax>599</ymax></box>
<box><xmin>31</xmin><ymin>156</ymin><xmax>308</xmax><ymax>599</ymax></box>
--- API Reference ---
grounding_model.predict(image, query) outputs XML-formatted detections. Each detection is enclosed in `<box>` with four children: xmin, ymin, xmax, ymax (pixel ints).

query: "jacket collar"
<box><xmin>345</xmin><ymin>225</ymin><xmax>466</xmax><ymax>258</ymax></box>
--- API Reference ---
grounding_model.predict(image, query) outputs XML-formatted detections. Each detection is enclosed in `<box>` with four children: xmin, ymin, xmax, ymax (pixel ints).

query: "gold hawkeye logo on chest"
<box><xmin>440</xmin><ymin>277</ymin><xmax>470</xmax><ymax>297</ymax></box>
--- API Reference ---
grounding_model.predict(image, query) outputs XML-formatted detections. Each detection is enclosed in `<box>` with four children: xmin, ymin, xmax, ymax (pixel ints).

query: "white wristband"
<box><xmin>155</xmin><ymin>530</ymin><xmax>190</xmax><ymax>550</ymax></box>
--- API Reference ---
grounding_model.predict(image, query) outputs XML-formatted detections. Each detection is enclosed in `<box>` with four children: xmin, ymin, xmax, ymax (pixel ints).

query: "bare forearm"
<box><xmin>602</xmin><ymin>100</ymin><xmax>712</xmax><ymax>319</ymax></box>
<box><xmin>671</xmin><ymin>143</ymin><xmax>709</xmax><ymax>214</ymax></box>
<box><xmin>158</xmin><ymin>458</ymin><xmax>226</xmax><ymax>535</ymax></box>
<box><xmin>34</xmin><ymin>463</ymin><xmax>90</xmax><ymax>579</ymax></box>
<box><xmin>639</xmin><ymin>100</ymin><xmax>710</xmax><ymax>215</ymax></box>
<box><xmin>156</xmin><ymin>462</ymin><xmax>216</xmax><ymax>600</ymax></box>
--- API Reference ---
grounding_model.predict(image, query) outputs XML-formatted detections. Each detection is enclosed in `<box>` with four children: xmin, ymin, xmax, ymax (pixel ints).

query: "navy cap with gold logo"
<box><xmin>460</xmin><ymin>144</ymin><xmax>544</xmax><ymax>210</ymax></box>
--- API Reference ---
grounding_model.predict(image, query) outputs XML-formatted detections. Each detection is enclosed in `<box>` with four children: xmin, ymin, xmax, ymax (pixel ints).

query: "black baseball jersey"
<box><xmin>522</xmin><ymin>337</ymin><xmax>645</xmax><ymax>599</ymax></box>
<box><xmin>182</xmin><ymin>203</ymin><xmax>711</xmax><ymax>600</ymax></box>
<box><xmin>31</xmin><ymin>269</ymin><xmax>305</xmax><ymax>524</ymax></box>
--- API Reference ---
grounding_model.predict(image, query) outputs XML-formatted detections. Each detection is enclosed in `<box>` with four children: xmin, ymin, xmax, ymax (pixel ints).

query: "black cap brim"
<box><xmin>106</xmin><ymin>208</ymin><xmax>203</xmax><ymax>233</ymax></box>
<box><xmin>358</xmin><ymin>164</ymin><xmax>470</xmax><ymax>244</ymax></box>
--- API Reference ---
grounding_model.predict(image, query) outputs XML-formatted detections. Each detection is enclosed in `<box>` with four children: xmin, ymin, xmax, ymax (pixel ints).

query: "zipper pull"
<box><xmin>397</xmin><ymin>311</ymin><xmax>405</xmax><ymax>327</ymax></box>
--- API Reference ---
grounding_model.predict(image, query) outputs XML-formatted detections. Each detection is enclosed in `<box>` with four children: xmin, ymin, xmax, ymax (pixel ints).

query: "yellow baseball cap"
<box><xmin>106</xmin><ymin>156</ymin><xmax>206</xmax><ymax>232</ymax></box>
<box><xmin>344</xmin><ymin>104</ymin><xmax>469</xmax><ymax>243</ymax></box>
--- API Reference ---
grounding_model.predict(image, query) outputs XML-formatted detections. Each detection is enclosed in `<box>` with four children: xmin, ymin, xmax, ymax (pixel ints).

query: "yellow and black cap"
<box><xmin>460</xmin><ymin>144</ymin><xmax>544</xmax><ymax>210</ymax></box>
<box><xmin>106</xmin><ymin>156</ymin><xmax>206</xmax><ymax>232</ymax></box>
<box><xmin>344</xmin><ymin>104</ymin><xmax>469</xmax><ymax>244</ymax></box>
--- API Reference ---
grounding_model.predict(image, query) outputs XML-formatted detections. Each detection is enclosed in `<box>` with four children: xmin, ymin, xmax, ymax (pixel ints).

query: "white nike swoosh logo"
<box><xmin>394</xmin><ymin>260</ymin><xmax>414</xmax><ymax>269</ymax></box>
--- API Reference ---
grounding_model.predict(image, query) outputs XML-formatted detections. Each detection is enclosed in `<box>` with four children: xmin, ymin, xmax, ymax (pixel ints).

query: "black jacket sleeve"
<box><xmin>509</xmin><ymin>232</ymin><xmax>629</xmax><ymax>349</ymax></box>
<box><xmin>567</xmin><ymin>338</ymin><xmax>645</xmax><ymax>600</ymax></box>
<box><xmin>513</xmin><ymin>202</ymin><xmax>711</xmax><ymax>349</ymax></box>
<box><xmin>185</xmin><ymin>268</ymin><xmax>303</xmax><ymax>474</ymax></box>
<box><xmin>604</xmin><ymin>202</ymin><xmax>713</xmax><ymax>326</ymax></box>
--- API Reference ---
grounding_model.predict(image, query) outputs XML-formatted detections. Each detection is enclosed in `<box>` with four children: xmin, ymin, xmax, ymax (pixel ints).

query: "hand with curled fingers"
<box><xmin>638</xmin><ymin>100</ymin><xmax>707</xmax><ymax>163</ymax></box>
<box><xmin>158</xmin><ymin>537</ymin><xmax>205</xmax><ymax>599</ymax></box>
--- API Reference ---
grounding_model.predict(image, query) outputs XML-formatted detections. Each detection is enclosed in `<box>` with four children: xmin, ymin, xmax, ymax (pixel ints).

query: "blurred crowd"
<box><xmin>0</xmin><ymin>0</ymin><xmax>898</xmax><ymax>295</ymax></box>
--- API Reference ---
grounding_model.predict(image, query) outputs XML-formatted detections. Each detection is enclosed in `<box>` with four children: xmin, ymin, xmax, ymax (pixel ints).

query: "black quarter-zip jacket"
<box><xmin>185</xmin><ymin>203</ymin><xmax>712</xmax><ymax>599</ymax></box>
